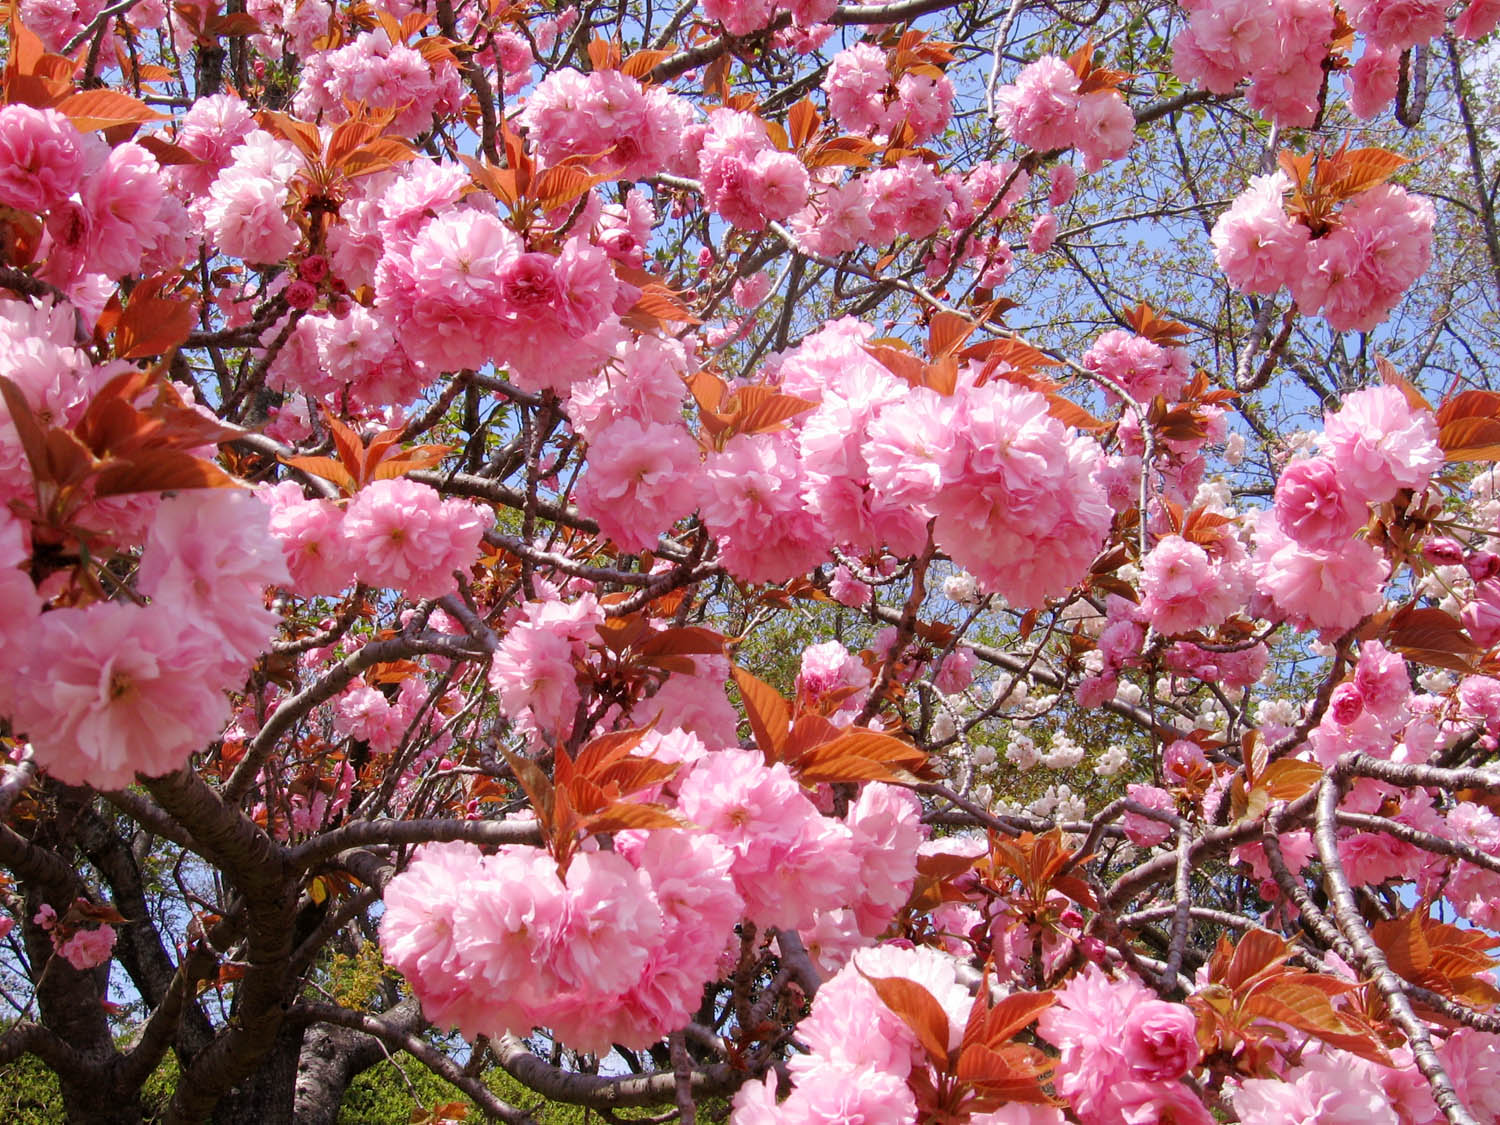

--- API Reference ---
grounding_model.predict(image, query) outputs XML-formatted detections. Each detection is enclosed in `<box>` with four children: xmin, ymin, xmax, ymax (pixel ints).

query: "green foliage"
<box><xmin>0</xmin><ymin>1051</ymin><xmax>178</xmax><ymax>1123</ymax></box>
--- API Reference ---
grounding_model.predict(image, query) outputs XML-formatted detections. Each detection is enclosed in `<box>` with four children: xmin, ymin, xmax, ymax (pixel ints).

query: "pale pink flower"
<box><xmin>57</xmin><ymin>924</ymin><xmax>117</xmax><ymax>971</ymax></box>
<box><xmin>1124</xmin><ymin>784</ymin><xmax>1175</xmax><ymax>847</ymax></box>
<box><xmin>1319</xmin><ymin>384</ymin><xmax>1441</xmax><ymax>504</ymax></box>
<box><xmin>1273</xmin><ymin>456</ymin><xmax>1367</xmax><ymax>549</ymax></box>
<box><xmin>1122</xmin><ymin>1000</ymin><xmax>1200</xmax><ymax>1081</ymax></box>
<box><xmin>13</xmin><ymin>603</ymin><xmax>233</xmax><ymax>789</ymax></box>
<box><xmin>0</xmin><ymin>105</ymin><xmax>88</xmax><ymax>213</ymax></box>
<box><xmin>1212</xmin><ymin>173</ymin><xmax>1311</xmax><ymax>295</ymax></box>
<box><xmin>994</xmin><ymin>56</ymin><xmax>1081</xmax><ymax>151</ymax></box>
<box><xmin>343</xmin><ymin>478</ymin><xmax>493</xmax><ymax>598</ymax></box>
<box><xmin>575</xmin><ymin>418</ymin><xmax>700</xmax><ymax>553</ymax></box>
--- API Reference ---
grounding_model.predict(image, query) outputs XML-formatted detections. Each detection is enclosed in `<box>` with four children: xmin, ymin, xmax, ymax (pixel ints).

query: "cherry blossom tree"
<box><xmin>2</xmin><ymin>0</ymin><xmax>1500</xmax><ymax>1121</ymax></box>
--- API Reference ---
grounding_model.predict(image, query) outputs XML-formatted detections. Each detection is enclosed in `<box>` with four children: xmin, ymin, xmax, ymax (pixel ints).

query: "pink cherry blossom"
<box><xmin>343</xmin><ymin>478</ymin><xmax>493</xmax><ymax>599</ymax></box>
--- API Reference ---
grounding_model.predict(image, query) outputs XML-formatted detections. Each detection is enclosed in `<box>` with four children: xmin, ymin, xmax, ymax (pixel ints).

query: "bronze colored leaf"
<box><xmin>734</xmin><ymin>391</ymin><xmax>819</xmax><ymax>434</ymax></box>
<box><xmin>533</xmin><ymin>165</ymin><xmax>602</xmax><ymax>212</ymax></box>
<box><xmin>1382</xmin><ymin>605</ymin><xmax>1481</xmax><ymax>673</ymax></box>
<box><xmin>730</xmin><ymin>665</ymin><xmax>790</xmax><ymax>758</ymax></box>
<box><xmin>962</xmin><ymin>989</ymin><xmax>1054</xmax><ymax>1052</ymax></box>
<box><xmin>1437</xmin><ymin>389</ymin><xmax>1500</xmax><ymax>462</ymax></box>
<box><xmin>282</xmin><ymin>455</ymin><xmax>356</xmax><ymax>492</ymax></box>
<box><xmin>56</xmin><ymin>89</ymin><xmax>168</xmax><ymax>131</ymax></box>
<box><xmin>788</xmin><ymin>98</ymin><xmax>821</xmax><ymax>148</ymax></box>
<box><xmin>863</xmin><ymin>974</ymin><xmax>951</xmax><ymax>1068</ymax></box>
<box><xmin>341</xmin><ymin>137</ymin><xmax>417</xmax><ymax>179</ymax></box>
<box><xmin>116</xmin><ymin>281</ymin><xmax>196</xmax><ymax>359</ymax></box>
<box><xmin>91</xmin><ymin>449</ymin><xmax>237</xmax><ymax>496</ymax></box>
<box><xmin>1255</xmin><ymin>758</ymin><xmax>1323</xmax><ymax>801</ymax></box>
<box><xmin>632</xmin><ymin>284</ymin><xmax>702</xmax><ymax>325</ymax></box>
<box><xmin>621</xmin><ymin>48</ymin><xmax>670</xmax><ymax>81</ymax></box>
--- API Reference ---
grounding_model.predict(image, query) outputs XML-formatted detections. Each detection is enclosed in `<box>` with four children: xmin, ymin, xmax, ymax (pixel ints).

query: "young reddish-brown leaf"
<box><xmin>788</xmin><ymin>98</ymin><xmax>822</xmax><ymax>148</ymax></box>
<box><xmin>1325</xmin><ymin>146</ymin><xmax>1411</xmax><ymax>201</ymax></box>
<box><xmin>341</xmin><ymin>137</ymin><xmax>417</xmax><ymax>179</ymax></box>
<box><xmin>258</xmin><ymin>110</ymin><xmax>323</xmax><ymax>160</ymax></box>
<box><xmin>733</xmin><ymin>390</ymin><xmax>819</xmax><ymax>434</ymax></box>
<box><xmin>1241</xmin><ymin>983</ymin><xmax>1389</xmax><ymax>1063</ymax></box>
<box><xmin>57</xmin><ymin>89</ymin><xmax>168</xmax><ymax>131</ymax></box>
<box><xmin>1255</xmin><ymin>758</ymin><xmax>1324</xmax><ymax>801</ymax></box>
<box><xmin>533</xmin><ymin>165</ymin><xmax>603</xmax><ymax>212</ymax></box>
<box><xmin>621</xmin><ymin>48</ymin><xmax>671</xmax><ymax>81</ymax></box>
<box><xmin>960</xmin><ymin>335</ymin><xmax>1059</xmax><ymax>379</ymax></box>
<box><xmin>865</xmin><ymin>342</ymin><xmax>930</xmax><ymax>390</ymax></box>
<box><xmin>92</xmin><ymin>449</ymin><xmax>237</xmax><ymax>496</ymax></box>
<box><xmin>921</xmin><ymin>356</ymin><xmax>959</xmax><ymax>397</ymax></box>
<box><xmin>928</xmin><ymin>310</ymin><xmax>979</xmax><ymax>358</ymax></box>
<box><xmin>631</xmin><ymin>284</ymin><xmax>702</xmax><ymax>325</ymax></box>
<box><xmin>208</xmin><ymin>11</ymin><xmax>263</xmax><ymax>36</ymax></box>
<box><xmin>803</xmin><ymin>142</ymin><xmax>874</xmax><ymax>169</ymax></box>
<box><xmin>1381</xmin><ymin>604</ymin><xmax>1481</xmax><ymax>674</ymax></box>
<box><xmin>1376</xmin><ymin>355</ymin><xmax>1432</xmax><ymax>414</ymax></box>
<box><xmin>1123</xmin><ymin>302</ymin><xmax>1191</xmax><ymax>345</ymax></box>
<box><xmin>1436</xmin><ymin>390</ymin><xmax>1500</xmax><ymax>462</ymax></box>
<box><xmin>583</xmin><ymin>803</ymin><xmax>684</xmax><ymax>834</ymax></box>
<box><xmin>702</xmin><ymin>54</ymin><xmax>730</xmax><ymax>102</ymax></box>
<box><xmin>863</xmin><ymin>974</ymin><xmax>951</xmax><ymax>1068</ymax></box>
<box><xmin>587</xmin><ymin>36</ymin><xmax>622</xmax><ymax>72</ymax></box>
<box><xmin>794</xmin><ymin>728</ymin><xmax>927</xmax><ymax>783</ymax></box>
<box><xmin>281</xmin><ymin>455</ymin><xmax>355</xmax><ymax>492</ymax></box>
<box><xmin>596</xmin><ymin>613</ymin><xmax>651</xmax><ymax>653</ymax></box>
<box><xmin>325</xmin><ymin>118</ymin><xmax>381</xmax><ymax>169</ymax></box>
<box><xmin>1222</xmin><ymin>929</ymin><xmax>1293</xmax><ymax>992</ymax></box>
<box><xmin>136</xmin><ymin>135</ymin><xmax>201</xmax><ymax>166</ymax></box>
<box><xmin>572</xmin><ymin>727</ymin><xmax>651</xmax><ymax>778</ymax></box>
<box><xmin>953</xmin><ymin>1043</ymin><xmax>1055</xmax><ymax>1103</ymax></box>
<box><xmin>730</xmin><ymin>665</ymin><xmax>790</xmax><ymax>758</ymax></box>
<box><xmin>1045</xmin><ymin>394</ymin><xmax>1107</xmax><ymax>433</ymax></box>
<box><xmin>962</xmin><ymin>990</ymin><xmax>1054</xmax><ymax>1052</ymax></box>
<box><xmin>115</xmin><ymin>279</ymin><xmax>196</xmax><ymax>359</ymax></box>
<box><xmin>637</xmin><ymin>626</ymin><xmax>726</xmax><ymax>659</ymax></box>
<box><xmin>687</xmin><ymin>370</ymin><xmax>729</xmax><ymax>413</ymax></box>
<box><xmin>762</xmin><ymin>118</ymin><xmax>791</xmax><ymax>152</ymax></box>
<box><xmin>496</xmin><ymin>745</ymin><xmax>556</xmax><ymax>843</ymax></box>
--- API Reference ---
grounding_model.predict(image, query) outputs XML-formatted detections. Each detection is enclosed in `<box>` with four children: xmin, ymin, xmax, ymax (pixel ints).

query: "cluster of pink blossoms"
<box><xmin>380</xmin><ymin>834</ymin><xmax>742</xmax><ymax>1053</ymax></box>
<box><xmin>993</xmin><ymin>56</ymin><xmax>1134</xmax><ymax>171</ymax></box>
<box><xmin>1211</xmin><ymin>172</ymin><xmax>1435</xmax><ymax>331</ymax></box>
<box><xmin>1174</xmin><ymin>0</ymin><xmax>1500</xmax><ymax>123</ymax></box>
<box><xmin>864</xmin><ymin>371</ymin><xmax>1113</xmax><ymax>608</ymax></box>
<box><xmin>261</xmin><ymin>477</ymin><xmax>492</xmax><ymax>600</ymax></box>
<box><xmin>700</xmin><ymin>0</ymin><xmax>833</xmax><ymax>37</ymax></box>
<box><xmin>0</xmin><ymin>104</ymin><xmax>185</xmax><ymax>306</ymax></box>
<box><xmin>383</xmin><ymin>749</ymin><xmax>930</xmax><ymax>1052</ymax></box>
<box><xmin>1138</xmin><ymin>530</ymin><xmax>1251</xmax><ymax>636</ymax></box>
<box><xmin>1081</xmin><ymin>329</ymin><xmax>1190</xmax><ymax>404</ymax></box>
<box><xmin>33</xmin><ymin>902</ymin><xmax>117</xmax><ymax>972</ymax></box>
<box><xmin>294</xmin><ymin>29</ymin><xmax>464</xmax><ymax>138</ymax></box>
<box><xmin>698</xmin><ymin>109</ymin><xmax>811</xmax><ymax>232</ymax></box>
<box><xmin>376</xmin><ymin>206</ymin><xmax>625</xmax><ymax>391</ymax></box>
<box><xmin>1234</xmin><ymin>1033</ymin><xmax>1500</xmax><ymax>1122</ymax></box>
<box><xmin>486</xmin><ymin>593</ymin><xmax>605</xmax><ymax>742</ymax></box>
<box><xmin>6</xmin><ymin>491</ymin><xmax>288</xmax><ymax>790</ymax></box>
<box><xmin>519</xmin><ymin>68</ymin><xmax>694</xmax><ymax>181</ymax></box>
<box><xmin>1252</xmin><ymin>384</ymin><xmax>1442</xmax><ymax>633</ymax></box>
<box><xmin>1172</xmin><ymin>0</ymin><xmax>1334</xmax><ymax>126</ymax></box>
<box><xmin>823</xmin><ymin>43</ymin><xmax>954</xmax><ymax>143</ymax></box>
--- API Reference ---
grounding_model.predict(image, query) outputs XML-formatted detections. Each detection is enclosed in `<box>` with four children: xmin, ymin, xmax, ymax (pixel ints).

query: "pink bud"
<box><xmin>1467</xmin><ymin>551</ymin><xmax>1500</xmax><ymax>582</ymax></box>
<box><xmin>298</xmin><ymin>254</ymin><xmax>330</xmax><ymax>283</ymax></box>
<box><xmin>1423</xmin><ymin>537</ymin><xmax>1466</xmax><ymax>566</ymax></box>
<box><xmin>285</xmin><ymin>280</ymin><xmax>317</xmax><ymax>309</ymax></box>
<box><xmin>1330</xmin><ymin>681</ymin><xmax>1363</xmax><ymax>725</ymax></box>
